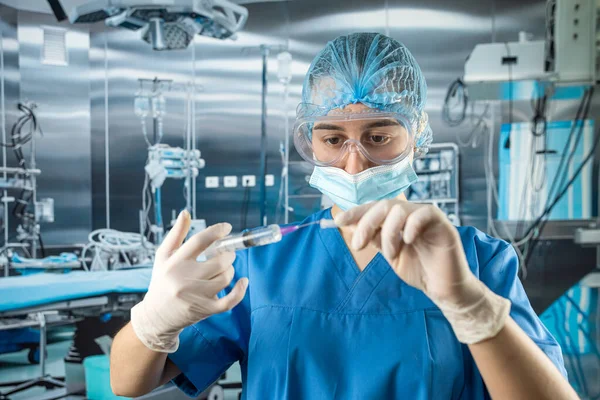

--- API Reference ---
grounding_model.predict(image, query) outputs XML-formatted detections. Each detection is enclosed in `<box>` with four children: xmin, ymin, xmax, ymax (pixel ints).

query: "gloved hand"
<box><xmin>131</xmin><ymin>211</ymin><xmax>249</xmax><ymax>353</ymax></box>
<box><xmin>334</xmin><ymin>200</ymin><xmax>510</xmax><ymax>344</ymax></box>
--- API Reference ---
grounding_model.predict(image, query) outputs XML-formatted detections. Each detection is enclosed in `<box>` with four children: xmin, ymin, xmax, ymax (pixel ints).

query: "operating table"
<box><xmin>0</xmin><ymin>267</ymin><xmax>237</xmax><ymax>400</ymax></box>
<box><xmin>0</xmin><ymin>268</ymin><xmax>151</xmax><ymax>399</ymax></box>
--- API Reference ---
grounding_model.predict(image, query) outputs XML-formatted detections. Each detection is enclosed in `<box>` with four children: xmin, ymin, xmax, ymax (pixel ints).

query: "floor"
<box><xmin>0</xmin><ymin>340</ymin><xmax>70</xmax><ymax>399</ymax></box>
<box><xmin>0</xmin><ymin>333</ymin><xmax>242</xmax><ymax>400</ymax></box>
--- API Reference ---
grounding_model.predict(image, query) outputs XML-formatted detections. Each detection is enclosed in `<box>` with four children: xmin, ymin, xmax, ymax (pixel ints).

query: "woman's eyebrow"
<box><xmin>362</xmin><ymin>120</ymin><xmax>400</xmax><ymax>129</ymax></box>
<box><xmin>313</xmin><ymin>123</ymin><xmax>345</xmax><ymax>131</ymax></box>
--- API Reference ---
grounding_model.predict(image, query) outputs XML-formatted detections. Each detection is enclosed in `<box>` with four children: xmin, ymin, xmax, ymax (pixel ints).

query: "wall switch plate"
<box><xmin>224</xmin><ymin>176</ymin><xmax>238</xmax><ymax>188</ymax></box>
<box><xmin>242</xmin><ymin>175</ymin><xmax>256</xmax><ymax>187</ymax></box>
<box><xmin>205</xmin><ymin>176</ymin><xmax>219</xmax><ymax>188</ymax></box>
<box><xmin>265</xmin><ymin>174</ymin><xmax>275</xmax><ymax>187</ymax></box>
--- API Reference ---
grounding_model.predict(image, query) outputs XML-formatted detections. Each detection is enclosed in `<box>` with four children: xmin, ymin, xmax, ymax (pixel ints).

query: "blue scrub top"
<box><xmin>169</xmin><ymin>209</ymin><xmax>566</xmax><ymax>399</ymax></box>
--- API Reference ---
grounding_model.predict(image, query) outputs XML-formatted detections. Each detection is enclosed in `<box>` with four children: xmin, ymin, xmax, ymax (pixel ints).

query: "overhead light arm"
<box><xmin>46</xmin><ymin>0</ymin><xmax>68</xmax><ymax>21</ymax></box>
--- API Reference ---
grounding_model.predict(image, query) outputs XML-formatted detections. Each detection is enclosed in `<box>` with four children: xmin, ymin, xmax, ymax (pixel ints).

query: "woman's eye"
<box><xmin>370</xmin><ymin>135</ymin><xmax>388</xmax><ymax>144</ymax></box>
<box><xmin>325</xmin><ymin>137</ymin><xmax>341</xmax><ymax>145</ymax></box>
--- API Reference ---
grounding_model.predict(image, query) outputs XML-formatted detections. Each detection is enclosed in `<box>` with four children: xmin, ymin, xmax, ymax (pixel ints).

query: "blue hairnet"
<box><xmin>300</xmin><ymin>32</ymin><xmax>433</xmax><ymax>157</ymax></box>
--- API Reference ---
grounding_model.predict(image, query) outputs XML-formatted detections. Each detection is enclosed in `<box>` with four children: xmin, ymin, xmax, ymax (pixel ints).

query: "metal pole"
<box><xmin>153</xmin><ymin>118</ymin><xmax>158</xmax><ymax>145</ymax></box>
<box><xmin>0</xmin><ymin>167</ymin><xmax>40</xmax><ymax>174</ymax></box>
<box><xmin>153</xmin><ymin>77</ymin><xmax>159</xmax><ymax>145</ymax></box>
<box><xmin>191</xmin><ymin>42</ymin><xmax>197</xmax><ymax>219</ymax></box>
<box><xmin>259</xmin><ymin>45</ymin><xmax>269</xmax><ymax>226</ymax></box>
<box><xmin>185</xmin><ymin>84</ymin><xmax>192</xmax><ymax>213</ymax></box>
<box><xmin>139</xmin><ymin>209</ymin><xmax>144</xmax><ymax>238</ymax></box>
<box><xmin>30</xmin><ymin>107</ymin><xmax>37</xmax><ymax>259</ymax></box>
<box><xmin>283</xmin><ymin>84</ymin><xmax>290</xmax><ymax>224</ymax></box>
<box><xmin>0</xmin><ymin>30</ymin><xmax>8</xmax><ymax>246</ymax></box>
<box><xmin>104</xmin><ymin>35</ymin><xmax>110</xmax><ymax>229</ymax></box>
<box><xmin>154</xmin><ymin>188</ymin><xmax>163</xmax><ymax>243</ymax></box>
<box><xmin>38</xmin><ymin>312</ymin><xmax>47</xmax><ymax>376</ymax></box>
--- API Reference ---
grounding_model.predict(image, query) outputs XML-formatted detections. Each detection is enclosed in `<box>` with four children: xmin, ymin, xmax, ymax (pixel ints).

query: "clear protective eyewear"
<box><xmin>293</xmin><ymin>111</ymin><xmax>414</xmax><ymax>167</ymax></box>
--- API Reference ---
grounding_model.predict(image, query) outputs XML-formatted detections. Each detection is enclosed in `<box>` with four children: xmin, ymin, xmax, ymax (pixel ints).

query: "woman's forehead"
<box><xmin>326</xmin><ymin>103</ymin><xmax>376</xmax><ymax>115</ymax></box>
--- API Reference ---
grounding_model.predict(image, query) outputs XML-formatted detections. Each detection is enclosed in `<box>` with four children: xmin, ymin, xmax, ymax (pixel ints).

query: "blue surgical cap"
<box><xmin>300</xmin><ymin>32</ymin><xmax>433</xmax><ymax>157</ymax></box>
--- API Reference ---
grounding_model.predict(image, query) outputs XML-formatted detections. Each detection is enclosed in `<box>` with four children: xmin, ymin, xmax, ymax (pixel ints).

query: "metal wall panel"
<box><xmin>90</xmin><ymin>27</ymin><xmax>196</xmax><ymax>233</ymax></box>
<box><xmin>89</xmin><ymin>27</ymin><xmax>108</xmax><ymax>231</ymax></box>
<box><xmin>192</xmin><ymin>1</ymin><xmax>290</xmax><ymax>230</ymax></box>
<box><xmin>17</xmin><ymin>11</ymin><xmax>91</xmax><ymax>244</ymax></box>
<box><xmin>0</xmin><ymin>5</ymin><xmax>20</xmax><ymax>244</ymax></box>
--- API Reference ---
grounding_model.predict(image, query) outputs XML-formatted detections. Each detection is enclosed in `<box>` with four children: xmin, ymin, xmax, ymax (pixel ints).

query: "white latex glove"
<box><xmin>335</xmin><ymin>200</ymin><xmax>510</xmax><ymax>344</ymax></box>
<box><xmin>131</xmin><ymin>211</ymin><xmax>249</xmax><ymax>353</ymax></box>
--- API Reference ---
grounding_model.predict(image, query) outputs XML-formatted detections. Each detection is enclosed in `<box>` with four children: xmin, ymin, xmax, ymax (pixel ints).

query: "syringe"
<box><xmin>203</xmin><ymin>219</ymin><xmax>337</xmax><ymax>259</ymax></box>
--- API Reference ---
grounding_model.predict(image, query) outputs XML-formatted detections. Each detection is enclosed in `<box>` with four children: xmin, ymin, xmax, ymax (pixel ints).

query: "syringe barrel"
<box><xmin>203</xmin><ymin>224</ymin><xmax>282</xmax><ymax>259</ymax></box>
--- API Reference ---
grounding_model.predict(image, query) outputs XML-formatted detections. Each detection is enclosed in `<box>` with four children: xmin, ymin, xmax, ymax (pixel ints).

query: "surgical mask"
<box><xmin>309</xmin><ymin>158</ymin><xmax>418</xmax><ymax>211</ymax></box>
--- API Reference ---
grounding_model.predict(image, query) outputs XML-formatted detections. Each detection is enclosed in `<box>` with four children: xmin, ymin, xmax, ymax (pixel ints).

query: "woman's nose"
<box><xmin>343</xmin><ymin>147</ymin><xmax>371</xmax><ymax>175</ymax></box>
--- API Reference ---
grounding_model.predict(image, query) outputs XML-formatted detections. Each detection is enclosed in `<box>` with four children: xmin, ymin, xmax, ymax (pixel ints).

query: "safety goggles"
<box><xmin>293</xmin><ymin>111</ymin><xmax>414</xmax><ymax>167</ymax></box>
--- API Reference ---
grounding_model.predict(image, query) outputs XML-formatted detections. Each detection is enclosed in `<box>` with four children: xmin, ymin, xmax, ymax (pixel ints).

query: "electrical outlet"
<box><xmin>265</xmin><ymin>174</ymin><xmax>275</xmax><ymax>187</ymax></box>
<box><xmin>205</xmin><ymin>176</ymin><xmax>219</xmax><ymax>188</ymax></box>
<box><xmin>224</xmin><ymin>176</ymin><xmax>238</xmax><ymax>188</ymax></box>
<box><xmin>242</xmin><ymin>175</ymin><xmax>256</xmax><ymax>187</ymax></box>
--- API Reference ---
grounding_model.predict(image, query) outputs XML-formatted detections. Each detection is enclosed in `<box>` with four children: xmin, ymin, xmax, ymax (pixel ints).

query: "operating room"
<box><xmin>0</xmin><ymin>0</ymin><xmax>599</xmax><ymax>399</ymax></box>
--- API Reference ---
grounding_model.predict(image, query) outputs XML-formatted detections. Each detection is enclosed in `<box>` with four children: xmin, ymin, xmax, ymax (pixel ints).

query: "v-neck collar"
<box><xmin>318</xmin><ymin>208</ymin><xmax>389</xmax><ymax>300</ymax></box>
<box><xmin>316</xmin><ymin>208</ymin><xmax>436</xmax><ymax>313</ymax></box>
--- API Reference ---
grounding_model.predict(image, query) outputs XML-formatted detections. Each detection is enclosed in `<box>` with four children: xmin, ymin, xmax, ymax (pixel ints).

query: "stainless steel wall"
<box><xmin>90</xmin><ymin>2</ymin><xmax>291</xmax><ymax>233</ymax></box>
<box><xmin>0</xmin><ymin>6</ymin><xmax>19</xmax><ymax>133</ymax></box>
<box><xmin>86</xmin><ymin>0</ymin><xmax>551</xmax><ymax>233</ymax></box>
<box><xmin>0</xmin><ymin>5</ymin><xmax>21</xmax><ymax>244</ymax></box>
<box><xmin>17</xmin><ymin>11</ymin><xmax>91</xmax><ymax>244</ymax></box>
<box><xmin>90</xmin><ymin>25</ymin><xmax>197</xmax><ymax>233</ymax></box>
<box><xmin>192</xmin><ymin>1</ymin><xmax>290</xmax><ymax>230</ymax></box>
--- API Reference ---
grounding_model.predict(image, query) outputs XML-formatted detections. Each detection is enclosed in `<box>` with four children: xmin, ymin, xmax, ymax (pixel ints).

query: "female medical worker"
<box><xmin>111</xmin><ymin>33</ymin><xmax>577</xmax><ymax>399</ymax></box>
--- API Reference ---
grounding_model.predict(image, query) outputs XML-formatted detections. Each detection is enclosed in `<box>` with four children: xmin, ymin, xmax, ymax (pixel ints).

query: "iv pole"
<box><xmin>242</xmin><ymin>44</ymin><xmax>287</xmax><ymax>226</ymax></box>
<box><xmin>259</xmin><ymin>45</ymin><xmax>269</xmax><ymax>226</ymax></box>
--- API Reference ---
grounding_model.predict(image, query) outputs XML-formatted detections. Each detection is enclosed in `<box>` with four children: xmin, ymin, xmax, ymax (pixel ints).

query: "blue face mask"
<box><xmin>309</xmin><ymin>158</ymin><xmax>418</xmax><ymax>211</ymax></box>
